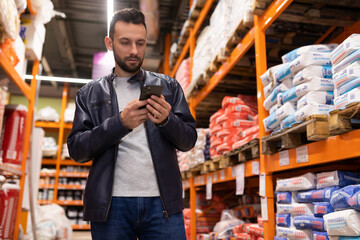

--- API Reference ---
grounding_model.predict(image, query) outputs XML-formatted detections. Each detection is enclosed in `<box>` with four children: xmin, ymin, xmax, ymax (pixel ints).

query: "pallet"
<box><xmin>182</xmin><ymin>164</ymin><xmax>203</xmax><ymax>179</ymax></box>
<box><xmin>262</xmin><ymin>115</ymin><xmax>329</xmax><ymax>155</ymax></box>
<box><xmin>201</xmin><ymin>159</ymin><xmax>220</xmax><ymax>174</ymax></box>
<box><xmin>329</xmin><ymin>102</ymin><xmax>360</xmax><ymax>136</ymax></box>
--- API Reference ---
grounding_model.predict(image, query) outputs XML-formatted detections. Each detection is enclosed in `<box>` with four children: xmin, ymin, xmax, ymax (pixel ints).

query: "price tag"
<box><xmin>236</xmin><ymin>164</ymin><xmax>245</xmax><ymax>195</ymax></box>
<box><xmin>259</xmin><ymin>173</ymin><xmax>266</xmax><ymax>197</ymax></box>
<box><xmin>261</xmin><ymin>197</ymin><xmax>268</xmax><ymax>220</ymax></box>
<box><xmin>220</xmin><ymin>170</ymin><xmax>225</xmax><ymax>180</ymax></box>
<box><xmin>279</xmin><ymin>150</ymin><xmax>289</xmax><ymax>166</ymax></box>
<box><xmin>182</xmin><ymin>185</ymin><xmax>185</xmax><ymax>199</ymax></box>
<box><xmin>206</xmin><ymin>175</ymin><xmax>212</xmax><ymax>200</ymax></box>
<box><xmin>232</xmin><ymin>167</ymin><xmax>237</xmax><ymax>178</ymax></box>
<box><xmin>213</xmin><ymin>172</ymin><xmax>218</xmax><ymax>182</ymax></box>
<box><xmin>252</xmin><ymin>161</ymin><xmax>259</xmax><ymax>175</ymax></box>
<box><xmin>296</xmin><ymin>146</ymin><xmax>309</xmax><ymax>163</ymax></box>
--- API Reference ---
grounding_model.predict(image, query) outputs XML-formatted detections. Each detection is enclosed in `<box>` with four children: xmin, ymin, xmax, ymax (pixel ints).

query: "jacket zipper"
<box><xmin>105</xmin><ymin>78</ymin><xmax>117</xmax><ymax>220</ymax></box>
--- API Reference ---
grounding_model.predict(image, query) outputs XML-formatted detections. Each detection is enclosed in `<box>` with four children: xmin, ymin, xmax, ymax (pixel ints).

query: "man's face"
<box><xmin>111</xmin><ymin>21</ymin><xmax>147</xmax><ymax>73</ymax></box>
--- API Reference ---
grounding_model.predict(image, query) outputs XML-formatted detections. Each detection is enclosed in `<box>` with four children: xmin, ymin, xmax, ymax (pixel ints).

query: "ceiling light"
<box><xmin>24</xmin><ymin>75</ymin><xmax>92</xmax><ymax>84</ymax></box>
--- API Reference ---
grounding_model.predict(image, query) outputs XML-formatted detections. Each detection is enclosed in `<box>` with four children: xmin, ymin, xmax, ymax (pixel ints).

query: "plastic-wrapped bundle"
<box><xmin>276</xmin><ymin>173</ymin><xmax>316</xmax><ymax>192</ymax></box>
<box><xmin>293</xmin><ymin>65</ymin><xmax>332</xmax><ymax>86</ymax></box>
<box><xmin>317</xmin><ymin>171</ymin><xmax>360</xmax><ymax>189</ymax></box>
<box><xmin>297</xmin><ymin>91</ymin><xmax>333</xmax><ymax>109</ymax></box>
<box><xmin>314</xmin><ymin>202</ymin><xmax>334</xmax><ymax>217</ymax></box>
<box><xmin>296</xmin><ymin>187</ymin><xmax>339</xmax><ymax>203</ymax></box>
<box><xmin>277</xmin><ymin>203</ymin><xmax>314</xmax><ymax>215</ymax></box>
<box><xmin>293</xmin><ymin>215</ymin><xmax>326</xmax><ymax>232</ymax></box>
<box><xmin>330</xmin><ymin>185</ymin><xmax>360</xmax><ymax>210</ymax></box>
<box><xmin>331</xmin><ymin>34</ymin><xmax>360</xmax><ymax>66</ymax></box>
<box><xmin>282</xmin><ymin>44</ymin><xmax>338</xmax><ymax>63</ymax></box>
<box><xmin>276</xmin><ymin>214</ymin><xmax>292</xmax><ymax>227</ymax></box>
<box><xmin>323</xmin><ymin>209</ymin><xmax>360</xmax><ymax>236</ymax></box>
<box><xmin>276</xmin><ymin>227</ymin><xmax>313</xmax><ymax>240</ymax></box>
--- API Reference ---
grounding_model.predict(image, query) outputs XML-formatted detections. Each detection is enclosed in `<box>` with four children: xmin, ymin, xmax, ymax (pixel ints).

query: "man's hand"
<box><xmin>146</xmin><ymin>95</ymin><xmax>171</xmax><ymax>125</ymax></box>
<box><xmin>120</xmin><ymin>99</ymin><xmax>149</xmax><ymax>130</ymax></box>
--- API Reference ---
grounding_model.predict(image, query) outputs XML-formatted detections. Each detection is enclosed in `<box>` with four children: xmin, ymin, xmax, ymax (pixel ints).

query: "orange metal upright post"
<box><xmin>53</xmin><ymin>83</ymin><xmax>69</xmax><ymax>202</ymax></box>
<box><xmin>164</xmin><ymin>33</ymin><xmax>171</xmax><ymax>76</ymax></box>
<box><xmin>13</xmin><ymin>60</ymin><xmax>39</xmax><ymax>240</ymax></box>
<box><xmin>254</xmin><ymin>15</ymin><xmax>275</xmax><ymax>240</ymax></box>
<box><xmin>189</xmin><ymin>28</ymin><xmax>197</xmax><ymax>118</ymax></box>
<box><xmin>189</xmin><ymin>177</ymin><xmax>196</xmax><ymax>240</ymax></box>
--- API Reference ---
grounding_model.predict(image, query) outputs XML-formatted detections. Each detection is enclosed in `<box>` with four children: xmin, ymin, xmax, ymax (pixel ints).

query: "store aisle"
<box><xmin>73</xmin><ymin>231</ymin><xmax>92</xmax><ymax>240</ymax></box>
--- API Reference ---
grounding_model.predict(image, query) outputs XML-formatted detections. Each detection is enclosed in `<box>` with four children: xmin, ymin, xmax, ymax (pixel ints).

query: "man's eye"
<box><xmin>137</xmin><ymin>42</ymin><xmax>145</xmax><ymax>46</ymax></box>
<box><xmin>120</xmin><ymin>41</ymin><xmax>129</xmax><ymax>45</ymax></box>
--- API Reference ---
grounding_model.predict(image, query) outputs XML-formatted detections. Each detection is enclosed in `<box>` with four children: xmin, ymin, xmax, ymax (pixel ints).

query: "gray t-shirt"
<box><xmin>112</xmin><ymin>76</ymin><xmax>160</xmax><ymax>197</ymax></box>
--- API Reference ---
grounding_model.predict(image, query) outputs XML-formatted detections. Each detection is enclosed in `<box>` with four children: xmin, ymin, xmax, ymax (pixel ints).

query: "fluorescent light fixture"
<box><xmin>107</xmin><ymin>0</ymin><xmax>114</xmax><ymax>36</ymax></box>
<box><xmin>24</xmin><ymin>75</ymin><xmax>92</xmax><ymax>84</ymax></box>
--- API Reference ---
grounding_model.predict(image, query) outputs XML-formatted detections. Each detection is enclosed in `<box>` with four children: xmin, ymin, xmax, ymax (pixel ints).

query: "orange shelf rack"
<box><xmin>72</xmin><ymin>224</ymin><xmax>90</xmax><ymax>230</ymax></box>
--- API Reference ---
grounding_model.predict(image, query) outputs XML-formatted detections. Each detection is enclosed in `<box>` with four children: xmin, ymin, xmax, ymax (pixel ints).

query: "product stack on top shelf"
<box><xmin>209</xmin><ymin>95</ymin><xmax>258</xmax><ymax>158</ymax></box>
<box><xmin>262</xmin><ymin>43</ymin><xmax>338</xmax><ymax>133</ymax></box>
<box><xmin>274</xmin><ymin>170</ymin><xmax>360</xmax><ymax>240</ymax></box>
<box><xmin>176</xmin><ymin>58</ymin><xmax>191</xmax><ymax>92</ymax></box>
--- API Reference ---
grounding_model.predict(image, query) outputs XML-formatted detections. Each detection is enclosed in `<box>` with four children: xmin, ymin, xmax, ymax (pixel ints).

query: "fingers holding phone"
<box><xmin>146</xmin><ymin>95</ymin><xmax>171</xmax><ymax>124</ymax></box>
<box><xmin>120</xmin><ymin>99</ymin><xmax>149</xmax><ymax>130</ymax></box>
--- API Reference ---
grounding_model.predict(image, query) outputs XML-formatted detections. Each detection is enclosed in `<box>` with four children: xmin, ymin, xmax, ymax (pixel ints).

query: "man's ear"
<box><xmin>104</xmin><ymin>37</ymin><xmax>113</xmax><ymax>51</ymax></box>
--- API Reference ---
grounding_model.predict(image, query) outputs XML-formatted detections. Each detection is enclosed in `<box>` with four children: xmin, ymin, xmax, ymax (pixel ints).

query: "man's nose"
<box><xmin>129</xmin><ymin>42</ymin><xmax>138</xmax><ymax>55</ymax></box>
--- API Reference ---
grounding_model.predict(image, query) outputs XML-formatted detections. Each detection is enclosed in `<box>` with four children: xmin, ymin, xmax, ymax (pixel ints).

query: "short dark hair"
<box><xmin>109</xmin><ymin>8</ymin><xmax>147</xmax><ymax>39</ymax></box>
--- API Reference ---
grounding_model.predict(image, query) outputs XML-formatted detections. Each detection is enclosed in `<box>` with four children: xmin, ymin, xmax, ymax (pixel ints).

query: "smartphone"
<box><xmin>139</xmin><ymin>85</ymin><xmax>163</xmax><ymax>100</ymax></box>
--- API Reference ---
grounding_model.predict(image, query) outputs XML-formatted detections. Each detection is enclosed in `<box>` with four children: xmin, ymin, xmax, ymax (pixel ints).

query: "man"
<box><xmin>67</xmin><ymin>8</ymin><xmax>197</xmax><ymax>240</ymax></box>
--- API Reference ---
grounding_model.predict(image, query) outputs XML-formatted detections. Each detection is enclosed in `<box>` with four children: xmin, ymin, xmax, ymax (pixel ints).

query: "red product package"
<box><xmin>225</xmin><ymin>104</ymin><xmax>254</xmax><ymax>115</ymax></box>
<box><xmin>223</xmin><ymin>134</ymin><xmax>242</xmax><ymax>144</ymax></box>
<box><xmin>223</xmin><ymin>119</ymin><xmax>254</xmax><ymax>130</ymax></box>
<box><xmin>232</xmin><ymin>136</ymin><xmax>252</xmax><ymax>149</ymax></box>
<box><xmin>216</xmin><ymin>143</ymin><xmax>231</xmax><ymax>155</ymax></box>
<box><xmin>235</xmin><ymin>233</ymin><xmax>253</xmax><ymax>240</ymax></box>
<box><xmin>233</xmin><ymin>223</ymin><xmax>246</xmax><ymax>234</ymax></box>
<box><xmin>216</xmin><ymin>112</ymin><xmax>248</xmax><ymax>125</ymax></box>
<box><xmin>0</xmin><ymin>105</ymin><xmax>27</xmax><ymax>167</ymax></box>
<box><xmin>0</xmin><ymin>183</ymin><xmax>20</xmax><ymax>240</ymax></box>
<box><xmin>210</xmin><ymin>125</ymin><xmax>222</xmax><ymax>137</ymax></box>
<box><xmin>242</xmin><ymin>125</ymin><xmax>259</xmax><ymax>138</ymax></box>
<box><xmin>248</xmin><ymin>224</ymin><xmax>264</xmax><ymax>238</ymax></box>
<box><xmin>209</xmin><ymin>232</ymin><xmax>218</xmax><ymax>240</ymax></box>
<box><xmin>257</xmin><ymin>216</ymin><xmax>264</xmax><ymax>228</ymax></box>
<box><xmin>210</xmin><ymin>109</ymin><xmax>224</xmax><ymax>123</ymax></box>
<box><xmin>209</xmin><ymin>120</ymin><xmax>217</xmax><ymax>129</ymax></box>
<box><xmin>210</xmin><ymin>138</ymin><xmax>223</xmax><ymax>149</ymax></box>
<box><xmin>216</xmin><ymin>128</ymin><xmax>242</xmax><ymax>139</ymax></box>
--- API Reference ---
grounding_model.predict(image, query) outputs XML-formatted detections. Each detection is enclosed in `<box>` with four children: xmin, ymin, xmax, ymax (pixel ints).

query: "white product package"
<box><xmin>279</xmin><ymin>79</ymin><xmax>334</xmax><ymax>105</ymax></box>
<box><xmin>331</xmin><ymin>34</ymin><xmax>360</xmax><ymax>66</ymax></box>
<box><xmin>270</xmin><ymin>104</ymin><xmax>279</xmax><ymax>115</ymax></box>
<box><xmin>323</xmin><ymin>209</ymin><xmax>360</xmax><ymax>236</ymax></box>
<box><xmin>276</xmin><ymin>227</ymin><xmax>313</xmax><ymax>240</ymax></box>
<box><xmin>333</xmin><ymin>48</ymin><xmax>360</xmax><ymax>74</ymax></box>
<box><xmin>336</xmin><ymin>77</ymin><xmax>360</xmax><ymax>96</ymax></box>
<box><xmin>35</xmin><ymin>106</ymin><xmax>60</xmax><ymax>122</ymax></box>
<box><xmin>264</xmin><ymin>81</ymin><xmax>275</xmax><ymax>99</ymax></box>
<box><xmin>276</xmin><ymin>173</ymin><xmax>316</xmax><ymax>192</ymax></box>
<box><xmin>333</xmin><ymin>61</ymin><xmax>360</xmax><ymax>88</ymax></box>
<box><xmin>261</xmin><ymin>63</ymin><xmax>290</xmax><ymax>87</ymax></box>
<box><xmin>289</xmin><ymin>52</ymin><xmax>331</xmax><ymax>75</ymax></box>
<box><xmin>334</xmin><ymin>88</ymin><xmax>360</xmax><ymax>109</ymax></box>
<box><xmin>264</xmin><ymin>101</ymin><xmax>296</xmax><ymax>132</ymax></box>
<box><xmin>277</xmin><ymin>203</ymin><xmax>314</xmax><ymax>215</ymax></box>
<box><xmin>297</xmin><ymin>91</ymin><xmax>334</xmax><ymax>109</ymax></box>
<box><xmin>282</xmin><ymin>44</ymin><xmax>338</xmax><ymax>63</ymax></box>
<box><xmin>294</xmin><ymin>103</ymin><xmax>334</xmax><ymax>123</ymax></box>
<box><xmin>273</xmin><ymin>63</ymin><xmax>293</xmax><ymax>84</ymax></box>
<box><xmin>264</xmin><ymin>82</ymin><xmax>291</xmax><ymax>111</ymax></box>
<box><xmin>293</xmin><ymin>65</ymin><xmax>332</xmax><ymax>86</ymax></box>
<box><xmin>317</xmin><ymin>171</ymin><xmax>360</xmax><ymax>189</ymax></box>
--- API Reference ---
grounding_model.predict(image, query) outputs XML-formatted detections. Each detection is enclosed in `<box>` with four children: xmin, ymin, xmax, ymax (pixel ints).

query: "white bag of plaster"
<box><xmin>330</xmin><ymin>34</ymin><xmax>360</xmax><ymax>66</ymax></box>
<box><xmin>276</xmin><ymin>227</ymin><xmax>313</xmax><ymax>240</ymax></box>
<box><xmin>270</xmin><ymin>104</ymin><xmax>279</xmax><ymax>115</ymax></box>
<box><xmin>264</xmin><ymin>82</ymin><xmax>292</xmax><ymax>111</ymax></box>
<box><xmin>273</xmin><ymin>63</ymin><xmax>293</xmax><ymax>84</ymax></box>
<box><xmin>294</xmin><ymin>103</ymin><xmax>334</xmax><ymax>123</ymax></box>
<box><xmin>289</xmin><ymin>52</ymin><xmax>331</xmax><ymax>75</ymax></box>
<box><xmin>317</xmin><ymin>170</ymin><xmax>360</xmax><ymax>189</ymax></box>
<box><xmin>324</xmin><ymin>209</ymin><xmax>360</xmax><ymax>236</ymax></box>
<box><xmin>333</xmin><ymin>48</ymin><xmax>360</xmax><ymax>74</ymax></box>
<box><xmin>293</xmin><ymin>65</ymin><xmax>332</xmax><ymax>86</ymax></box>
<box><xmin>264</xmin><ymin>102</ymin><xmax>296</xmax><ymax>132</ymax></box>
<box><xmin>334</xmin><ymin>88</ymin><xmax>360</xmax><ymax>109</ymax></box>
<box><xmin>336</xmin><ymin>77</ymin><xmax>360</xmax><ymax>96</ymax></box>
<box><xmin>276</xmin><ymin>173</ymin><xmax>316</xmax><ymax>192</ymax></box>
<box><xmin>279</xmin><ymin>79</ymin><xmax>334</xmax><ymax>105</ymax></box>
<box><xmin>282</xmin><ymin>44</ymin><xmax>338</xmax><ymax>63</ymax></box>
<box><xmin>277</xmin><ymin>203</ymin><xmax>314</xmax><ymax>215</ymax></box>
<box><xmin>261</xmin><ymin>63</ymin><xmax>289</xmax><ymax>87</ymax></box>
<box><xmin>297</xmin><ymin>91</ymin><xmax>334</xmax><ymax>109</ymax></box>
<box><xmin>333</xmin><ymin>61</ymin><xmax>360</xmax><ymax>89</ymax></box>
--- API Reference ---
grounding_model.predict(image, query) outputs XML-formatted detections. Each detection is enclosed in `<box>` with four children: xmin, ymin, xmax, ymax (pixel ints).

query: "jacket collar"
<box><xmin>106</xmin><ymin>68</ymin><xmax>146</xmax><ymax>86</ymax></box>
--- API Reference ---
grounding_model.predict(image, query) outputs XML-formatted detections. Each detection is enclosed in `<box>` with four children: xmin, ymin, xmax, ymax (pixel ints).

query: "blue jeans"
<box><xmin>91</xmin><ymin>197</ymin><xmax>186</xmax><ymax>240</ymax></box>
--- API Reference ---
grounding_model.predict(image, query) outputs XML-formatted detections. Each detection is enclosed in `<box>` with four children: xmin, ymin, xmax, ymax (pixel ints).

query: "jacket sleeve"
<box><xmin>67</xmin><ymin>90</ymin><xmax>131</xmax><ymax>163</ymax></box>
<box><xmin>157</xmin><ymin>80</ymin><xmax>197</xmax><ymax>152</ymax></box>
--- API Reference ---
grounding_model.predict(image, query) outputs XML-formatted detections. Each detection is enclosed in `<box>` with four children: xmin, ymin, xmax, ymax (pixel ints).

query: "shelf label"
<box><xmin>182</xmin><ymin>185</ymin><xmax>185</xmax><ymax>199</ymax></box>
<box><xmin>261</xmin><ymin>197</ymin><xmax>268</xmax><ymax>221</ymax></box>
<box><xmin>232</xmin><ymin>167</ymin><xmax>237</xmax><ymax>178</ymax></box>
<box><xmin>259</xmin><ymin>173</ymin><xmax>266</xmax><ymax>197</ymax></box>
<box><xmin>236</xmin><ymin>164</ymin><xmax>245</xmax><ymax>195</ymax></box>
<box><xmin>220</xmin><ymin>170</ymin><xmax>225</xmax><ymax>180</ymax></box>
<box><xmin>296</xmin><ymin>146</ymin><xmax>309</xmax><ymax>163</ymax></box>
<box><xmin>213</xmin><ymin>172</ymin><xmax>218</xmax><ymax>182</ymax></box>
<box><xmin>279</xmin><ymin>150</ymin><xmax>290</xmax><ymax>166</ymax></box>
<box><xmin>252</xmin><ymin>161</ymin><xmax>259</xmax><ymax>175</ymax></box>
<box><xmin>206</xmin><ymin>175</ymin><xmax>212</xmax><ymax>200</ymax></box>
<box><xmin>195</xmin><ymin>176</ymin><xmax>204</xmax><ymax>185</ymax></box>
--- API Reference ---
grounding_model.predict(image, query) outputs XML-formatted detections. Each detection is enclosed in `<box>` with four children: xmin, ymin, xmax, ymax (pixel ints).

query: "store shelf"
<box><xmin>38</xmin><ymin>200</ymin><xmax>52</xmax><ymax>205</ymax></box>
<box><xmin>72</xmin><ymin>224</ymin><xmax>90</xmax><ymax>230</ymax></box>
<box><xmin>265</xmin><ymin>129</ymin><xmax>360</xmax><ymax>173</ymax></box>
<box><xmin>56</xmin><ymin>200</ymin><xmax>83</xmax><ymax>206</ymax></box>
<box><xmin>59</xmin><ymin>172</ymin><xmax>88</xmax><ymax>178</ymax></box>
<box><xmin>35</xmin><ymin>121</ymin><xmax>61</xmax><ymax>129</ymax></box>
<box><xmin>40</xmin><ymin>172</ymin><xmax>56</xmax><ymax>177</ymax></box>
<box><xmin>39</xmin><ymin>184</ymin><xmax>55</xmax><ymax>189</ymax></box>
<box><xmin>42</xmin><ymin>159</ymin><xmax>92</xmax><ymax>166</ymax></box>
<box><xmin>58</xmin><ymin>184</ymin><xmax>85</xmax><ymax>190</ymax></box>
<box><xmin>64</xmin><ymin>122</ymin><xmax>73</xmax><ymax>130</ymax></box>
<box><xmin>0</xmin><ymin>163</ymin><xmax>23</xmax><ymax>176</ymax></box>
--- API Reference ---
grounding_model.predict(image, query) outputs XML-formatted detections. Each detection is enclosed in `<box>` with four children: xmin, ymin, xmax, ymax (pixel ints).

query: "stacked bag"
<box><xmin>331</xmin><ymin>34</ymin><xmax>360</xmax><ymax>109</ymax></box>
<box><xmin>178</xmin><ymin>128</ymin><xmax>210</xmax><ymax>172</ymax></box>
<box><xmin>262</xmin><ymin>43</ymin><xmax>338</xmax><ymax>132</ymax></box>
<box><xmin>209</xmin><ymin>95</ymin><xmax>258</xmax><ymax>158</ymax></box>
<box><xmin>175</xmin><ymin>58</ymin><xmax>191</xmax><ymax>92</ymax></box>
<box><xmin>274</xmin><ymin>171</ymin><xmax>360</xmax><ymax>240</ymax></box>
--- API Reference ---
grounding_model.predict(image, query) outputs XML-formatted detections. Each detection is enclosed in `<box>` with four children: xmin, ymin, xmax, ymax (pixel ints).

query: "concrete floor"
<box><xmin>72</xmin><ymin>231</ymin><xmax>92</xmax><ymax>240</ymax></box>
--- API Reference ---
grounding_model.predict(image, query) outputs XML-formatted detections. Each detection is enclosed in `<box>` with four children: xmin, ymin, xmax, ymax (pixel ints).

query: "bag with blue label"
<box><xmin>283</xmin><ymin>44</ymin><xmax>338</xmax><ymax>63</ymax></box>
<box><xmin>323</xmin><ymin>209</ymin><xmax>360</xmax><ymax>236</ymax></box>
<box><xmin>330</xmin><ymin>185</ymin><xmax>360</xmax><ymax>209</ymax></box>
<box><xmin>276</xmin><ymin>192</ymin><xmax>294</xmax><ymax>204</ymax></box>
<box><xmin>297</xmin><ymin>91</ymin><xmax>333</xmax><ymax>109</ymax></box>
<box><xmin>333</xmin><ymin>48</ymin><xmax>360</xmax><ymax>74</ymax></box>
<box><xmin>297</xmin><ymin>187</ymin><xmax>339</xmax><ymax>203</ymax></box>
<box><xmin>333</xmin><ymin>61</ymin><xmax>360</xmax><ymax>89</ymax></box>
<box><xmin>276</xmin><ymin>173</ymin><xmax>316</xmax><ymax>191</ymax></box>
<box><xmin>314</xmin><ymin>202</ymin><xmax>334</xmax><ymax>217</ymax></box>
<box><xmin>293</xmin><ymin>65</ymin><xmax>332</xmax><ymax>86</ymax></box>
<box><xmin>331</xmin><ymin>34</ymin><xmax>360</xmax><ymax>66</ymax></box>
<box><xmin>317</xmin><ymin>171</ymin><xmax>360</xmax><ymax>189</ymax></box>
<box><xmin>313</xmin><ymin>231</ymin><xmax>329</xmax><ymax>240</ymax></box>
<box><xmin>334</xmin><ymin>88</ymin><xmax>360</xmax><ymax>110</ymax></box>
<box><xmin>293</xmin><ymin>215</ymin><xmax>326</xmax><ymax>232</ymax></box>
<box><xmin>275</xmin><ymin>237</ymin><xmax>289</xmax><ymax>240</ymax></box>
<box><xmin>348</xmin><ymin>190</ymin><xmax>360</xmax><ymax>211</ymax></box>
<box><xmin>289</xmin><ymin>52</ymin><xmax>331</xmax><ymax>75</ymax></box>
<box><xmin>276</xmin><ymin>227</ymin><xmax>313</xmax><ymax>240</ymax></box>
<box><xmin>276</xmin><ymin>214</ymin><xmax>292</xmax><ymax>227</ymax></box>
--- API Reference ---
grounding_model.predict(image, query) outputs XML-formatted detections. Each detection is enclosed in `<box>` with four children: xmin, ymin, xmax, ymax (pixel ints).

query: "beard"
<box><xmin>113</xmin><ymin>47</ymin><xmax>143</xmax><ymax>73</ymax></box>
